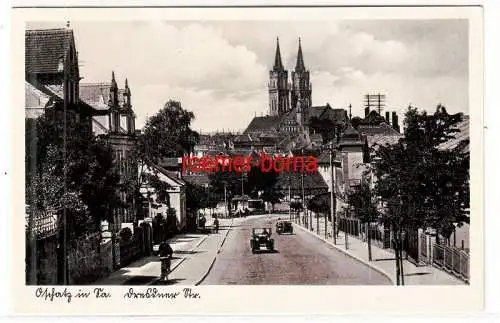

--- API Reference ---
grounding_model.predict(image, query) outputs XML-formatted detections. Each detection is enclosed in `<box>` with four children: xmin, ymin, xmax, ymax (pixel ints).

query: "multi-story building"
<box><xmin>79</xmin><ymin>73</ymin><xmax>138</xmax><ymax>231</ymax></box>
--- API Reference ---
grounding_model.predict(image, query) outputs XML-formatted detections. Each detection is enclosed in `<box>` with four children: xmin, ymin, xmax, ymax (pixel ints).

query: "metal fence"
<box><xmin>338</xmin><ymin>218</ymin><xmax>390</xmax><ymax>250</ymax></box>
<box><xmin>433</xmin><ymin>243</ymin><xmax>469</xmax><ymax>283</ymax></box>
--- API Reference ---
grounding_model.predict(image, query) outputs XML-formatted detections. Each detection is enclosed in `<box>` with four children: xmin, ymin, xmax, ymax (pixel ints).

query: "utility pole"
<box><xmin>367</xmin><ymin>169</ymin><xmax>373</xmax><ymax>261</ymax></box>
<box><xmin>300</xmin><ymin>149</ymin><xmax>306</xmax><ymax>227</ymax></box>
<box><xmin>224</xmin><ymin>182</ymin><xmax>228</xmax><ymax>218</ymax></box>
<box><xmin>329</xmin><ymin>142</ymin><xmax>337</xmax><ymax>245</ymax></box>
<box><xmin>316</xmin><ymin>208</ymin><xmax>319</xmax><ymax>234</ymax></box>
<box><xmin>241</xmin><ymin>172</ymin><xmax>244</xmax><ymax>197</ymax></box>
<box><xmin>364</xmin><ymin>93</ymin><xmax>386</xmax><ymax>116</ymax></box>
<box><xmin>288</xmin><ymin>177</ymin><xmax>292</xmax><ymax>222</ymax></box>
<box><xmin>324</xmin><ymin>207</ymin><xmax>327</xmax><ymax>239</ymax></box>
<box><xmin>62</xmin><ymin>62</ymin><xmax>69</xmax><ymax>285</ymax></box>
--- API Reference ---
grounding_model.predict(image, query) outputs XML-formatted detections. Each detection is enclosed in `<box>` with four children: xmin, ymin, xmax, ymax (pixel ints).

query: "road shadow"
<box><xmin>170</xmin><ymin>237</ymin><xmax>200</xmax><ymax>243</ymax></box>
<box><xmin>125</xmin><ymin>257</ymin><xmax>157</xmax><ymax>268</ymax></box>
<box><xmin>171</xmin><ymin>235</ymin><xmax>201</xmax><ymax>240</ymax></box>
<box><xmin>122</xmin><ymin>275</ymin><xmax>158</xmax><ymax>285</ymax></box>
<box><xmin>404</xmin><ymin>272</ymin><xmax>432</xmax><ymax>277</ymax></box>
<box><xmin>374</xmin><ymin>257</ymin><xmax>398</xmax><ymax>262</ymax></box>
<box><xmin>174</xmin><ymin>250</ymin><xmax>205</xmax><ymax>255</ymax></box>
<box><xmin>252</xmin><ymin>249</ymin><xmax>280</xmax><ymax>254</ymax></box>
<box><xmin>151</xmin><ymin>278</ymin><xmax>186</xmax><ymax>285</ymax></box>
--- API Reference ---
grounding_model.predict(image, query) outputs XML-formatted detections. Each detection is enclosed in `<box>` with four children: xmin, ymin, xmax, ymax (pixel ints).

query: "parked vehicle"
<box><xmin>276</xmin><ymin>220</ymin><xmax>293</xmax><ymax>235</ymax></box>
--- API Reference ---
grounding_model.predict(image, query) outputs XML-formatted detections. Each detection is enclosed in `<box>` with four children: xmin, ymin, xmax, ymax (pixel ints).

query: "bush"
<box><xmin>119</xmin><ymin>227</ymin><xmax>133</xmax><ymax>242</ymax></box>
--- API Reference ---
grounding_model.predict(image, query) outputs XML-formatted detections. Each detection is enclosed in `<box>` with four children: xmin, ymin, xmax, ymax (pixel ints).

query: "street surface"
<box><xmin>202</xmin><ymin>215</ymin><xmax>391</xmax><ymax>285</ymax></box>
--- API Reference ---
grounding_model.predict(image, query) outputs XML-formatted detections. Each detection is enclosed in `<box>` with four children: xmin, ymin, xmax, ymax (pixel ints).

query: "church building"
<box><xmin>242</xmin><ymin>37</ymin><xmax>349</xmax><ymax>152</ymax></box>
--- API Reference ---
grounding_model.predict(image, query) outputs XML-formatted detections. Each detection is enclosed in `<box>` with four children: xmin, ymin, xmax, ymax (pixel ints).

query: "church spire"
<box><xmin>109</xmin><ymin>71</ymin><xmax>119</xmax><ymax>107</ymax></box>
<box><xmin>273</xmin><ymin>37</ymin><xmax>284</xmax><ymax>71</ymax></box>
<box><xmin>295</xmin><ymin>37</ymin><xmax>305</xmax><ymax>72</ymax></box>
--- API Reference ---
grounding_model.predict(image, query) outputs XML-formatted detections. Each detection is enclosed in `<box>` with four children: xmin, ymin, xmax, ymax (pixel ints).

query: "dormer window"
<box><xmin>57</xmin><ymin>56</ymin><xmax>64</xmax><ymax>72</ymax></box>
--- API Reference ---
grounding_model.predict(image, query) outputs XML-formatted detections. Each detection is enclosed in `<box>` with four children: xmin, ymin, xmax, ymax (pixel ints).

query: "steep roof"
<box><xmin>79</xmin><ymin>83</ymin><xmax>125</xmax><ymax>111</ymax></box>
<box><xmin>25</xmin><ymin>81</ymin><xmax>51</xmax><ymax>108</ymax></box>
<box><xmin>25</xmin><ymin>28</ymin><xmax>75</xmax><ymax>74</ymax></box>
<box><xmin>276</xmin><ymin>172</ymin><xmax>328</xmax><ymax>191</ymax></box>
<box><xmin>339</xmin><ymin>124</ymin><xmax>364</xmax><ymax>146</ymax></box>
<box><xmin>357</xmin><ymin>122</ymin><xmax>402</xmax><ymax>148</ymax></box>
<box><xmin>357</xmin><ymin>122</ymin><xmax>400</xmax><ymax>136</ymax></box>
<box><xmin>244</xmin><ymin>116</ymin><xmax>281</xmax><ymax>134</ymax></box>
<box><xmin>182</xmin><ymin>173</ymin><xmax>210</xmax><ymax>187</ymax></box>
<box><xmin>310</xmin><ymin>105</ymin><xmax>348</xmax><ymax>124</ymax></box>
<box><xmin>437</xmin><ymin>116</ymin><xmax>469</xmax><ymax>153</ymax></box>
<box><xmin>151</xmin><ymin>164</ymin><xmax>186</xmax><ymax>186</ymax></box>
<box><xmin>323</xmin><ymin>108</ymin><xmax>348</xmax><ymax>124</ymax></box>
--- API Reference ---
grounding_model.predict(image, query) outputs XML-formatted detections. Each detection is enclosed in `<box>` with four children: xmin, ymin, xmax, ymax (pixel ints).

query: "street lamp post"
<box><xmin>329</xmin><ymin>142</ymin><xmax>337</xmax><ymax>245</ymax></box>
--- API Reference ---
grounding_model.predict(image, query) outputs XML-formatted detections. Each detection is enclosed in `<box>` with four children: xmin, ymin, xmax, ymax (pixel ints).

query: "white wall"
<box><xmin>140</xmin><ymin>164</ymin><xmax>186</xmax><ymax>231</ymax></box>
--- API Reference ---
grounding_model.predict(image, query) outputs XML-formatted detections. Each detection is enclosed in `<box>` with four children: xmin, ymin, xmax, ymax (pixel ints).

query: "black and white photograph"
<box><xmin>13</xmin><ymin>5</ymin><xmax>484</xmax><ymax>315</ymax></box>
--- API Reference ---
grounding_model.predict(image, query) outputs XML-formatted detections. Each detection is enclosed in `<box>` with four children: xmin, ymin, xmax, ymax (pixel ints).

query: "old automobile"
<box><xmin>250</xmin><ymin>228</ymin><xmax>275</xmax><ymax>253</ymax></box>
<box><xmin>276</xmin><ymin>220</ymin><xmax>293</xmax><ymax>235</ymax></box>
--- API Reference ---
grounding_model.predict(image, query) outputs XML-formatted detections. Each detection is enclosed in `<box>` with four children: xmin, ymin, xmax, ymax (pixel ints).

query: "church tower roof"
<box><xmin>273</xmin><ymin>37</ymin><xmax>284</xmax><ymax>71</ymax></box>
<box><xmin>295</xmin><ymin>37</ymin><xmax>306</xmax><ymax>72</ymax></box>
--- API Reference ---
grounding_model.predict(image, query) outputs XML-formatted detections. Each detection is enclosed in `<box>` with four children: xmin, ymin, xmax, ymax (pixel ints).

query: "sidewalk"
<box><xmin>156</xmin><ymin>218</ymin><xmax>233</xmax><ymax>285</ymax></box>
<box><xmin>294</xmin><ymin>215</ymin><xmax>465</xmax><ymax>285</ymax></box>
<box><xmin>95</xmin><ymin>218</ymin><xmax>233</xmax><ymax>285</ymax></box>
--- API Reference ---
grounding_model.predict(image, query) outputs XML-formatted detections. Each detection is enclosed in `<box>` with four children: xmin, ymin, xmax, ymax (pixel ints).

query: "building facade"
<box><xmin>79</xmin><ymin>73</ymin><xmax>138</xmax><ymax>232</ymax></box>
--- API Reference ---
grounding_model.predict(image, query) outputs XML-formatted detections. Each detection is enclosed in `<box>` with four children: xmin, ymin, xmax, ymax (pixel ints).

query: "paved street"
<box><xmin>201</xmin><ymin>214</ymin><xmax>391</xmax><ymax>285</ymax></box>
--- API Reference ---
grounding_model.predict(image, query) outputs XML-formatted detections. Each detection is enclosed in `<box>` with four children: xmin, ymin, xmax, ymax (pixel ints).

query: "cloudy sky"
<box><xmin>28</xmin><ymin>19</ymin><xmax>468</xmax><ymax>132</ymax></box>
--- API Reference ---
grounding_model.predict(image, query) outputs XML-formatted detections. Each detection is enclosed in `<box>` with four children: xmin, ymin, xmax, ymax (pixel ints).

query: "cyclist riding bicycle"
<box><xmin>158</xmin><ymin>240</ymin><xmax>174</xmax><ymax>281</ymax></box>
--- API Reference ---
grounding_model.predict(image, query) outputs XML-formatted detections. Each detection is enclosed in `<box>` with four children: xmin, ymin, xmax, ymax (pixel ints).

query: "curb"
<box><xmin>146</xmin><ymin>235</ymin><xmax>207</xmax><ymax>285</ymax></box>
<box><xmin>293</xmin><ymin>222</ymin><xmax>396</xmax><ymax>285</ymax></box>
<box><xmin>194</xmin><ymin>235</ymin><xmax>208</xmax><ymax>248</ymax></box>
<box><xmin>147</xmin><ymin>257</ymin><xmax>187</xmax><ymax>285</ymax></box>
<box><xmin>195</xmin><ymin>218</ymin><xmax>234</xmax><ymax>285</ymax></box>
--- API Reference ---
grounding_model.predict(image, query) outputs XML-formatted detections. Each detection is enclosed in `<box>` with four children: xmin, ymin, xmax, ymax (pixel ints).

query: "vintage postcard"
<box><xmin>11</xmin><ymin>5</ymin><xmax>483</xmax><ymax>315</ymax></box>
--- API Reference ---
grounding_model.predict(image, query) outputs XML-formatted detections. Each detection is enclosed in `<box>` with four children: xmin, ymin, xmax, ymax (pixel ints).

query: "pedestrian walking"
<box><xmin>213</xmin><ymin>217</ymin><xmax>219</xmax><ymax>234</ymax></box>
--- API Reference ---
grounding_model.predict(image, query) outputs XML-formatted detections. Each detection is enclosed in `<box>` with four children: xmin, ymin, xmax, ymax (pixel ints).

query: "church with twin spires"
<box><xmin>268</xmin><ymin>37</ymin><xmax>311</xmax><ymax>125</ymax></box>
<box><xmin>241</xmin><ymin>37</ymin><xmax>349</xmax><ymax>151</ymax></box>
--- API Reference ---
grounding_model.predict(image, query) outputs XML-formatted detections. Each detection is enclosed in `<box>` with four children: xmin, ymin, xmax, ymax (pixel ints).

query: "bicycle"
<box><xmin>160</xmin><ymin>255</ymin><xmax>172</xmax><ymax>281</ymax></box>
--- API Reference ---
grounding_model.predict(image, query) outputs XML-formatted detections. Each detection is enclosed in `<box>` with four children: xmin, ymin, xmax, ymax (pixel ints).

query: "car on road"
<box><xmin>250</xmin><ymin>228</ymin><xmax>274</xmax><ymax>253</ymax></box>
<box><xmin>276</xmin><ymin>220</ymin><xmax>293</xmax><ymax>235</ymax></box>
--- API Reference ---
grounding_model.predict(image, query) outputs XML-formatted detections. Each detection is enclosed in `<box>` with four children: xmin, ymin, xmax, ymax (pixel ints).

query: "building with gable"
<box><xmin>79</xmin><ymin>73</ymin><xmax>138</xmax><ymax>231</ymax></box>
<box><xmin>25</xmin><ymin>27</ymin><xmax>98</xmax><ymax>125</ymax></box>
<box><xmin>25</xmin><ymin>26</ymin><xmax>139</xmax><ymax>236</ymax></box>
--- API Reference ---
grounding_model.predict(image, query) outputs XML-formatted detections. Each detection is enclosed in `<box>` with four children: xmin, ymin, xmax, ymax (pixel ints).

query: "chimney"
<box><xmin>385</xmin><ymin>111</ymin><xmax>390</xmax><ymax>123</ymax></box>
<box><xmin>364</xmin><ymin>106</ymin><xmax>369</xmax><ymax>117</ymax></box>
<box><xmin>392</xmin><ymin>112</ymin><xmax>400</xmax><ymax>133</ymax></box>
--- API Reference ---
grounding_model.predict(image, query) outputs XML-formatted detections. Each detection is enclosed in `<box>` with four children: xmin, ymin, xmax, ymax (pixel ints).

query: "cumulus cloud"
<box><xmin>27</xmin><ymin>19</ymin><xmax>469</xmax><ymax>132</ymax></box>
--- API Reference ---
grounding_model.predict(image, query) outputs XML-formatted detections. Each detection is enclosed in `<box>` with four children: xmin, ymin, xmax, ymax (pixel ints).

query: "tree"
<box><xmin>139</xmin><ymin>100</ymin><xmax>199</xmax><ymax>161</ymax></box>
<box><xmin>307</xmin><ymin>194</ymin><xmax>329</xmax><ymax>217</ymax></box>
<box><xmin>245</xmin><ymin>162</ymin><xmax>283</xmax><ymax>211</ymax></box>
<box><xmin>290</xmin><ymin>201</ymin><xmax>303</xmax><ymax>216</ymax></box>
<box><xmin>26</xmin><ymin>113</ymin><xmax>121</xmax><ymax>238</ymax></box>
<box><xmin>261</xmin><ymin>189</ymin><xmax>284</xmax><ymax>212</ymax></box>
<box><xmin>370</xmin><ymin>105</ymin><xmax>469</xmax><ymax>285</ymax></box>
<box><xmin>208</xmin><ymin>170</ymin><xmax>241</xmax><ymax>216</ymax></box>
<box><xmin>345</xmin><ymin>180</ymin><xmax>379</xmax><ymax>261</ymax></box>
<box><xmin>123</xmin><ymin>99</ymin><xmax>200</xmax><ymax>218</ymax></box>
